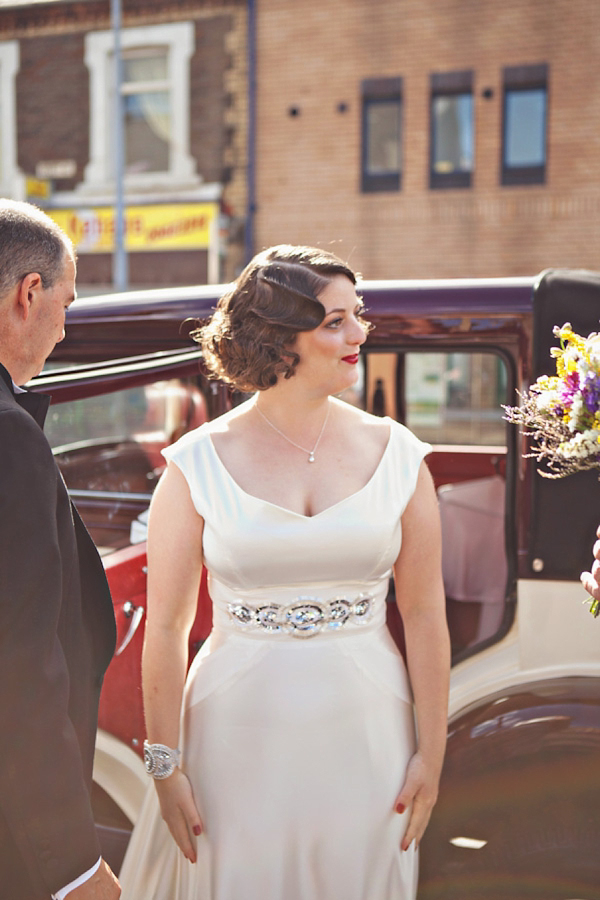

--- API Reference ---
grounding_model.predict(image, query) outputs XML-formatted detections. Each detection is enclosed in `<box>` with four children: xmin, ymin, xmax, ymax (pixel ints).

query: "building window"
<box><xmin>83</xmin><ymin>23</ymin><xmax>197</xmax><ymax>192</ymax></box>
<box><xmin>122</xmin><ymin>47</ymin><xmax>170</xmax><ymax>175</ymax></box>
<box><xmin>430</xmin><ymin>71</ymin><xmax>474</xmax><ymax>189</ymax></box>
<box><xmin>502</xmin><ymin>64</ymin><xmax>548</xmax><ymax>186</ymax></box>
<box><xmin>361</xmin><ymin>78</ymin><xmax>402</xmax><ymax>192</ymax></box>
<box><xmin>0</xmin><ymin>41</ymin><xmax>20</xmax><ymax>198</ymax></box>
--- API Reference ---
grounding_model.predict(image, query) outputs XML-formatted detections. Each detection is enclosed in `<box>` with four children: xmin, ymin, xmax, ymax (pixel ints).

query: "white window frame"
<box><xmin>0</xmin><ymin>41</ymin><xmax>22</xmax><ymax>199</ymax></box>
<box><xmin>83</xmin><ymin>22</ymin><xmax>197</xmax><ymax>192</ymax></box>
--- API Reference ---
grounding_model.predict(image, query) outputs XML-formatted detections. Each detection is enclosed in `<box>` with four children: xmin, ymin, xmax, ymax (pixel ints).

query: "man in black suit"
<box><xmin>0</xmin><ymin>201</ymin><xmax>120</xmax><ymax>899</ymax></box>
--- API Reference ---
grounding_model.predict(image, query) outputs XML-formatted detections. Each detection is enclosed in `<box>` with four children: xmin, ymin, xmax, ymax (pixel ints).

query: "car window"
<box><xmin>47</xmin><ymin>376</ymin><xmax>208</xmax><ymax>553</ymax></box>
<box><xmin>404</xmin><ymin>352</ymin><xmax>507</xmax><ymax>445</ymax></box>
<box><xmin>364</xmin><ymin>351</ymin><xmax>507</xmax><ymax>445</ymax></box>
<box><xmin>359</xmin><ymin>350</ymin><xmax>509</xmax><ymax>657</ymax></box>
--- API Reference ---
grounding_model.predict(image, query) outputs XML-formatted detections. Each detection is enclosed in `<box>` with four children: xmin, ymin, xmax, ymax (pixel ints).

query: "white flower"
<box><xmin>558</xmin><ymin>429</ymin><xmax>600</xmax><ymax>459</ymax></box>
<box><xmin>568</xmin><ymin>394</ymin><xmax>585</xmax><ymax>432</ymax></box>
<box><xmin>577</xmin><ymin>356</ymin><xmax>591</xmax><ymax>378</ymax></box>
<box><xmin>535</xmin><ymin>389</ymin><xmax>559</xmax><ymax>413</ymax></box>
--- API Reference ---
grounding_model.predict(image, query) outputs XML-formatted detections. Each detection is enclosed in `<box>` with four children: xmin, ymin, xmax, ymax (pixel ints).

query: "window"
<box><xmin>83</xmin><ymin>23</ymin><xmax>197</xmax><ymax>191</ymax></box>
<box><xmin>346</xmin><ymin>349</ymin><xmax>509</xmax><ymax>655</ymax></box>
<box><xmin>337</xmin><ymin>349</ymin><xmax>507</xmax><ymax>446</ymax></box>
<box><xmin>403</xmin><ymin>352</ymin><xmax>507</xmax><ymax>445</ymax></box>
<box><xmin>361</xmin><ymin>78</ymin><xmax>402</xmax><ymax>192</ymax></box>
<box><xmin>430</xmin><ymin>71</ymin><xmax>474</xmax><ymax>189</ymax></box>
<box><xmin>502</xmin><ymin>64</ymin><xmax>548</xmax><ymax>186</ymax></box>
<box><xmin>0</xmin><ymin>41</ymin><xmax>20</xmax><ymax>198</ymax></box>
<box><xmin>48</xmin><ymin>376</ymin><xmax>208</xmax><ymax>552</ymax></box>
<box><xmin>122</xmin><ymin>47</ymin><xmax>170</xmax><ymax>175</ymax></box>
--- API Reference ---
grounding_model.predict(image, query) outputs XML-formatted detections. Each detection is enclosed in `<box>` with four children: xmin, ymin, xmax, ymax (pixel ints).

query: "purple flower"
<box><xmin>558</xmin><ymin>372</ymin><xmax>580</xmax><ymax>407</ymax></box>
<box><xmin>582</xmin><ymin>371</ymin><xmax>600</xmax><ymax>413</ymax></box>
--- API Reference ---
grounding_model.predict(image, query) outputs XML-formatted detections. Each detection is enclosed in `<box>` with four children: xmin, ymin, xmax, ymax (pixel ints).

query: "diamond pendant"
<box><xmin>308</xmin><ymin>452</ymin><xmax>315</xmax><ymax>463</ymax></box>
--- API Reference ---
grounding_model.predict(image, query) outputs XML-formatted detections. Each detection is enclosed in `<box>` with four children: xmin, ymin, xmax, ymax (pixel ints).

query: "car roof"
<box><xmin>55</xmin><ymin>275</ymin><xmax>537</xmax><ymax>363</ymax></box>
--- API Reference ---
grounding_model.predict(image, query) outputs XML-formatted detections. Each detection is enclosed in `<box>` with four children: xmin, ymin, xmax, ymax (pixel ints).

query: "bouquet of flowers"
<box><xmin>504</xmin><ymin>322</ymin><xmax>600</xmax><ymax>615</ymax></box>
<box><xmin>504</xmin><ymin>323</ymin><xmax>600</xmax><ymax>478</ymax></box>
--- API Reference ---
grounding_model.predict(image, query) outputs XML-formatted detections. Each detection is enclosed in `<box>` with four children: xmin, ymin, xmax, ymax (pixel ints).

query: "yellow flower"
<box><xmin>535</xmin><ymin>374</ymin><xmax>559</xmax><ymax>390</ymax></box>
<box><xmin>550</xmin><ymin>348</ymin><xmax>566</xmax><ymax>378</ymax></box>
<box><xmin>554</xmin><ymin>323</ymin><xmax>572</xmax><ymax>339</ymax></box>
<box><xmin>552</xmin><ymin>323</ymin><xmax>588</xmax><ymax>368</ymax></box>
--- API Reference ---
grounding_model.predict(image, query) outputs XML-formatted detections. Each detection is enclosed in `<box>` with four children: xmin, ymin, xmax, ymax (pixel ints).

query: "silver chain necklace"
<box><xmin>254</xmin><ymin>402</ymin><xmax>330</xmax><ymax>463</ymax></box>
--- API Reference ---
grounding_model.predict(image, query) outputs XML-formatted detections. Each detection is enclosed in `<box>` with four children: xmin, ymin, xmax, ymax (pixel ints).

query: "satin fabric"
<box><xmin>120</xmin><ymin>417</ymin><xmax>430</xmax><ymax>900</ymax></box>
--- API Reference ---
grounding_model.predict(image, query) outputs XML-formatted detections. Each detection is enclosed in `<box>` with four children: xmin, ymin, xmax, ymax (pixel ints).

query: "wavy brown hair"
<box><xmin>194</xmin><ymin>245</ymin><xmax>361</xmax><ymax>391</ymax></box>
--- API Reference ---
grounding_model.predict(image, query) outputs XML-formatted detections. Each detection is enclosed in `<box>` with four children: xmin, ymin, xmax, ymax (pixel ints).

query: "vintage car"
<box><xmin>33</xmin><ymin>269</ymin><xmax>600</xmax><ymax>899</ymax></box>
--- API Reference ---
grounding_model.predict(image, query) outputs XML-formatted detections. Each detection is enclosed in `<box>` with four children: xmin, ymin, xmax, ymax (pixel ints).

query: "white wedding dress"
<box><xmin>119</xmin><ymin>417</ymin><xmax>430</xmax><ymax>900</ymax></box>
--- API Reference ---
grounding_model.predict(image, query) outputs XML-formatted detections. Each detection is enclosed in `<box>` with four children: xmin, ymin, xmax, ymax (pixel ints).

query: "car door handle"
<box><xmin>115</xmin><ymin>601</ymin><xmax>145</xmax><ymax>656</ymax></box>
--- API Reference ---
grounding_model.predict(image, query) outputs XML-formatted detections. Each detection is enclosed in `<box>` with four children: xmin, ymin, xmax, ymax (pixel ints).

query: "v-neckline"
<box><xmin>207</xmin><ymin>420</ymin><xmax>393</xmax><ymax>520</ymax></box>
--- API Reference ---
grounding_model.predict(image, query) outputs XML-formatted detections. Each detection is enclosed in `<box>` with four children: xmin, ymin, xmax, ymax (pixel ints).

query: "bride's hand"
<box><xmin>394</xmin><ymin>750</ymin><xmax>442</xmax><ymax>852</ymax></box>
<box><xmin>580</xmin><ymin>526</ymin><xmax>600</xmax><ymax>602</ymax></box>
<box><xmin>154</xmin><ymin>769</ymin><xmax>204</xmax><ymax>863</ymax></box>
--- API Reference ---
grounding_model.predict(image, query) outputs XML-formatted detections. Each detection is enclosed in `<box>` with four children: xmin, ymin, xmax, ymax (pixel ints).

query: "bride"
<box><xmin>119</xmin><ymin>245</ymin><xmax>450</xmax><ymax>900</ymax></box>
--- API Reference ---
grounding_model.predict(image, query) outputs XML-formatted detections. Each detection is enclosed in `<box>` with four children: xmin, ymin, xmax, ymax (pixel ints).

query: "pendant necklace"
<box><xmin>255</xmin><ymin>401</ymin><xmax>330</xmax><ymax>463</ymax></box>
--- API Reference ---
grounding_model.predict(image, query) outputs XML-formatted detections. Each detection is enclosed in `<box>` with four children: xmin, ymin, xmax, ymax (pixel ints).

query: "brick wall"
<box><xmin>17</xmin><ymin>33</ymin><xmax>89</xmax><ymax>192</ymax></box>
<box><xmin>2</xmin><ymin>0</ymin><xmax>247</xmax><ymax>287</ymax></box>
<box><xmin>253</xmin><ymin>0</ymin><xmax>600</xmax><ymax>279</ymax></box>
<box><xmin>78</xmin><ymin>249</ymin><xmax>208</xmax><ymax>287</ymax></box>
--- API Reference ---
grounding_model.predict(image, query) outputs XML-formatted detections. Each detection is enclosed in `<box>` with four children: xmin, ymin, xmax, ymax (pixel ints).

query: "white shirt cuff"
<box><xmin>52</xmin><ymin>856</ymin><xmax>102</xmax><ymax>900</ymax></box>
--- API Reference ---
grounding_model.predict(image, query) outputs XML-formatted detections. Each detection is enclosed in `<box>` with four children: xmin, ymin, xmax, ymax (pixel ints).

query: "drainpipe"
<box><xmin>244</xmin><ymin>0</ymin><xmax>256</xmax><ymax>264</ymax></box>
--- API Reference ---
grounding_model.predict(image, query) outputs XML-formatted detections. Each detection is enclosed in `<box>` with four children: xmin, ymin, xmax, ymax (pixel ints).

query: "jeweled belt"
<box><xmin>226</xmin><ymin>593</ymin><xmax>374</xmax><ymax>639</ymax></box>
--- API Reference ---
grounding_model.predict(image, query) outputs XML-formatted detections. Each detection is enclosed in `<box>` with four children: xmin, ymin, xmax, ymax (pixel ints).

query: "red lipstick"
<box><xmin>342</xmin><ymin>354</ymin><xmax>360</xmax><ymax>364</ymax></box>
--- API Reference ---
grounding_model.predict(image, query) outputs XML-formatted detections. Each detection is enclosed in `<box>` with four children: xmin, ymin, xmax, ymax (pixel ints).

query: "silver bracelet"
<box><xmin>143</xmin><ymin>740</ymin><xmax>181</xmax><ymax>779</ymax></box>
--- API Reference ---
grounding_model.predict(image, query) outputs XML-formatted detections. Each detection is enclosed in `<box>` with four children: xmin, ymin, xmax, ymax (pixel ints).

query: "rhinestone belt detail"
<box><xmin>227</xmin><ymin>594</ymin><xmax>374</xmax><ymax>638</ymax></box>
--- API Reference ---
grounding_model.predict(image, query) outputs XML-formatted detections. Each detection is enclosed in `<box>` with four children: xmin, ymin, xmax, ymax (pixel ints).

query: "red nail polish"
<box><xmin>193</xmin><ymin>825</ymin><xmax>202</xmax><ymax>836</ymax></box>
<box><xmin>396</xmin><ymin>803</ymin><xmax>406</xmax><ymax>814</ymax></box>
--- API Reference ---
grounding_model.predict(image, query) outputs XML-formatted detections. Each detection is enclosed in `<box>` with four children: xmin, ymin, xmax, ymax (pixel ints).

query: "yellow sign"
<box><xmin>26</xmin><ymin>177</ymin><xmax>51</xmax><ymax>200</ymax></box>
<box><xmin>48</xmin><ymin>203</ymin><xmax>217</xmax><ymax>253</ymax></box>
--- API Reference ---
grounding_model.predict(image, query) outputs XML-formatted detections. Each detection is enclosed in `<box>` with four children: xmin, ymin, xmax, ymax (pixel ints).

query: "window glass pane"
<box><xmin>505</xmin><ymin>88</ymin><xmax>546</xmax><ymax>168</ymax></box>
<box><xmin>47</xmin><ymin>378</ymin><xmax>206</xmax><ymax>471</ymax></box>
<box><xmin>365</xmin><ymin>99</ymin><xmax>401</xmax><ymax>174</ymax></box>
<box><xmin>47</xmin><ymin>383</ymin><xmax>163</xmax><ymax>456</ymax></box>
<box><xmin>405</xmin><ymin>352</ymin><xmax>506</xmax><ymax>445</ymax></box>
<box><xmin>47</xmin><ymin>378</ymin><xmax>208</xmax><ymax>552</ymax></box>
<box><xmin>117</xmin><ymin>48</ymin><xmax>171</xmax><ymax>174</ymax></box>
<box><xmin>124</xmin><ymin>90</ymin><xmax>170</xmax><ymax>173</ymax></box>
<box><xmin>123</xmin><ymin>51</ymin><xmax>168</xmax><ymax>84</ymax></box>
<box><xmin>432</xmin><ymin>93</ymin><xmax>473</xmax><ymax>174</ymax></box>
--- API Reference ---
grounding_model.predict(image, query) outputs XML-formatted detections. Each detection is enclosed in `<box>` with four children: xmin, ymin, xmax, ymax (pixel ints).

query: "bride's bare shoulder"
<box><xmin>331</xmin><ymin>398</ymin><xmax>392</xmax><ymax>446</ymax></box>
<box><xmin>206</xmin><ymin>396</ymin><xmax>257</xmax><ymax>444</ymax></box>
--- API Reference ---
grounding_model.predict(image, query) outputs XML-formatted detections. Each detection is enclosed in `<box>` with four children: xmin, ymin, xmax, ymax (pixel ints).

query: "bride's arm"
<box><xmin>392</xmin><ymin>461</ymin><xmax>450</xmax><ymax>852</ymax></box>
<box><xmin>142</xmin><ymin>461</ymin><xmax>205</xmax><ymax>862</ymax></box>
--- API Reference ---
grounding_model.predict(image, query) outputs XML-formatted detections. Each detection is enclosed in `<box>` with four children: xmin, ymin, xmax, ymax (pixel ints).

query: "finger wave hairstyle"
<box><xmin>195</xmin><ymin>245</ymin><xmax>363</xmax><ymax>391</ymax></box>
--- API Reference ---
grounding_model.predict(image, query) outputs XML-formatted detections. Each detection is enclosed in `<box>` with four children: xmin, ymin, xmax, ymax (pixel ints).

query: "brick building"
<box><xmin>253</xmin><ymin>0</ymin><xmax>600</xmax><ymax>279</ymax></box>
<box><xmin>0</xmin><ymin>0</ymin><xmax>247</xmax><ymax>288</ymax></box>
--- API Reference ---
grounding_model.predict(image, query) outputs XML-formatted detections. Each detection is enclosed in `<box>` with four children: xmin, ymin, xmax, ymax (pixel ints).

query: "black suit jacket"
<box><xmin>0</xmin><ymin>363</ymin><xmax>116</xmax><ymax>899</ymax></box>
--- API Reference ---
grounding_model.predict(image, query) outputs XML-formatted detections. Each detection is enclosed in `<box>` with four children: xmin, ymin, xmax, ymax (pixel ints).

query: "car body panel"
<box><xmin>420</xmin><ymin>674</ymin><xmax>600</xmax><ymax>899</ymax></box>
